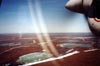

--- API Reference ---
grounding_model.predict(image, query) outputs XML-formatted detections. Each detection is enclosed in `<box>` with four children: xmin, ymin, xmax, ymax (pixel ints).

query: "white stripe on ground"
<box><xmin>66</xmin><ymin>48</ymin><xmax>74</xmax><ymax>53</ymax></box>
<box><xmin>84</xmin><ymin>49</ymin><xmax>99</xmax><ymax>52</ymax></box>
<box><xmin>21</xmin><ymin>51</ymin><xmax>79</xmax><ymax>66</ymax></box>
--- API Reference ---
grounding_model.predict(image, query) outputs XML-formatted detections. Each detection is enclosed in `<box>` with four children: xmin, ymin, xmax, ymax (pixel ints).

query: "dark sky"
<box><xmin>0</xmin><ymin>0</ymin><xmax>2</xmax><ymax>6</ymax></box>
<box><xmin>0</xmin><ymin>0</ymin><xmax>90</xmax><ymax>33</ymax></box>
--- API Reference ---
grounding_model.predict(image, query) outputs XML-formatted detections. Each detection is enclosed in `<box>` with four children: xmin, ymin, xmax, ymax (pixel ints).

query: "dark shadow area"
<box><xmin>87</xmin><ymin>0</ymin><xmax>100</xmax><ymax>19</ymax></box>
<box><xmin>93</xmin><ymin>0</ymin><xmax>100</xmax><ymax>19</ymax></box>
<box><xmin>0</xmin><ymin>0</ymin><xmax>2</xmax><ymax>6</ymax></box>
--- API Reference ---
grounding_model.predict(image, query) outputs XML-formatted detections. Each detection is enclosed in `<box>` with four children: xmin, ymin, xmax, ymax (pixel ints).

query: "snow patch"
<box><xmin>66</xmin><ymin>48</ymin><xmax>74</xmax><ymax>53</ymax></box>
<box><xmin>58</xmin><ymin>51</ymin><xmax>79</xmax><ymax>59</ymax></box>
<box><xmin>84</xmin><ymin>49</ymin><xmax>99</xmax><ymax>52</ymax></box>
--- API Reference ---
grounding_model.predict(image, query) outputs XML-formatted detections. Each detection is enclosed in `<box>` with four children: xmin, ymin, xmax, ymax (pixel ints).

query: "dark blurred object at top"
<box><xmin>0</xmin><ymin>0</ymin><xmax>2</xmax><ymax>6</ymax></box>
<box><xmin>93</xmin><ymin>0</ymin><xmax>100</xmax><ymax>19</ymax></box>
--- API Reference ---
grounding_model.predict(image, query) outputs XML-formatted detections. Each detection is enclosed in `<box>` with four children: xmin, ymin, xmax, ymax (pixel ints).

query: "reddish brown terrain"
<box><xmin>32</xmin><ymin>49</ymin><xmax>100</xmax><ymax>66</ymax></box>
<box><xmin>0</xmin><ymin>45</ymin><xmax>42</xmax><ymax>64</ymax></box>
<box><xmin>0</xmin><ymin>33</ymin><xmax>100</xmax><ymax>66</ymax></box>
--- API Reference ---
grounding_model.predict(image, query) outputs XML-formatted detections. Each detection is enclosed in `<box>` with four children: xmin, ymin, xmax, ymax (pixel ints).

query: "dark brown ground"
<box><xmin>0</xmin><ymin>33</ymin><xmax>99</xmax><ymax>66</ymax></box>
<box><xmin>33</xmin><ymin>49</ymin><xmax>100</xmax><ymax>66</ymax></box>
<box><xmin>0</xmin><ymin>43</ymin><xmax>68</xmax><ymax>65</ymax></box>
<box><xmin>1</xmin><ymin>43</ymin><xmax>100</xmax><ymax>66</ymax></box>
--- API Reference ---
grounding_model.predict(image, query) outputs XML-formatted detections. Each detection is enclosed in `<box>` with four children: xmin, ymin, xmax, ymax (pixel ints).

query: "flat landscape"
<box><xmin>0</xmin><ymin>33</ymin><xmax>100</xmax><ymax>66</ymax></box>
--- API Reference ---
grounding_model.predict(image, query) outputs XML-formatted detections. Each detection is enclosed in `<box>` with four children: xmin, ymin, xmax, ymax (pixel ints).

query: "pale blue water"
<box><xmin>59</xmin><ymin>43</ymin><xmax>91</xmax><ymax>48</ymax></box>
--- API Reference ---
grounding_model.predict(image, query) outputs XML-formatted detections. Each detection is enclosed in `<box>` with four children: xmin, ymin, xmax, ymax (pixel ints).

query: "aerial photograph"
<box><xmin>0</xmin><ymin>0</ymin><xmax>100</xmax><ymax>66</ymax></box>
